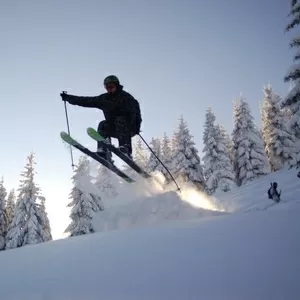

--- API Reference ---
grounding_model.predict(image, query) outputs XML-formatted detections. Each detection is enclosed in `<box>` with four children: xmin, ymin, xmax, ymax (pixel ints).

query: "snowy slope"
<box><xmin>0</xmin><ymin>169</ymin><xmax>299</xmax><ymax>299</ymax></box>
<box><xmin>94</xmin><ymin>168</ymin><xmax>300</xmax><ymax>233</ymax></box>
<box><xmin>216</xmin><ymin>168</ymin><xmax>300</xmax><ymax>212</ymax></box>
<box><xmin>1</xmin><ymin>206</ymin><xmax>299</xmax><ymax>299</ymax></box>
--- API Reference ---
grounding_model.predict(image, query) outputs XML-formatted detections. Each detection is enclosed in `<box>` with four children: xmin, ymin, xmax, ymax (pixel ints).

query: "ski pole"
<box><xmin>138</xmin><ymin>133</ymin><xmax>180</xmax><ymax>192</ymax></box>
<box><xmin>63</xmin><ymin>91</ymin><xmax>75</xmax><ymax>169</ymax></box>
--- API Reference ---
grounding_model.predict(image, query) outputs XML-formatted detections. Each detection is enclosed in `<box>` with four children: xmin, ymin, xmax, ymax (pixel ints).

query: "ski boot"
<box><xmin>119</xmin><ymin>145</ymin><xmax>133</xmax><ymax>160</ymax></box>
<box><xmin>96</xmin><ymin>147</ymin><xmax>113</xmax><ymax>164</ymax></box>
<box><xmin>96</xmin><ymin>137</ymin><xmax>113</xmax><ymax>163</ymax></box>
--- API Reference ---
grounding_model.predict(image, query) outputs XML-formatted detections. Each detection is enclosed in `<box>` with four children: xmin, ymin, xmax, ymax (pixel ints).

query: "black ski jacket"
<box><xmin>64</xmin><ymin>85</ymin><xmax>142</xmax><ymax>134</ymax></box>
<box><xmin>268</xmin><ymin>185</ymin><xmax>281</xmax><ymax>203</ymax></box>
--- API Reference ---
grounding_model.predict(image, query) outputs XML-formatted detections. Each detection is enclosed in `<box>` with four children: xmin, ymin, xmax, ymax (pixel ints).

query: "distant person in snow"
<box><xmin>61</xmin><ymin>75</ymin><xmax>142</xmax><ymax>161</ymax></box>
<box><xmin>268</xmin><ymin>182</ymin><xmax>281</xmax><ymax>203</ymax></box>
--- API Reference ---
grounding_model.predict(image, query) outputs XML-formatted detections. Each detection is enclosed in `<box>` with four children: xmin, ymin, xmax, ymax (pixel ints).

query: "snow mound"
<box><xmin>93</xmin><ymin>189</ymin><xmax>225</xmax><ymax>232</ymax></box>
<box><xmin>91</xmin><ymin>171</ymin><xmax>225</xmax><ymax>233</ymax></box>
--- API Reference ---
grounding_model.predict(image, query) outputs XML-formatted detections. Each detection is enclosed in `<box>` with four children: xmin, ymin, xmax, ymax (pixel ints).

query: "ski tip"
<box><xmin>87</xmin><ymin>127</ymin><xmax>96</xmax><ymax>134</ymax></box>
<box><xmin>87</xmin><ymin>127</ymin><xmax>106</xmax><ymax>141</ymax></box>
<box><xmin>60</xmin><ymin>131</ymin><xmax>77</xmax><ymax>145</ymax></box>
<box><xmin>125</xmin><ymin>178</ymin><xmax>135</xmax><ymax>183</ymax></box>
<box><xmin>60</xmin><ymin>131</ymin><xmax>68</xmax><ymax>139</ymax></box>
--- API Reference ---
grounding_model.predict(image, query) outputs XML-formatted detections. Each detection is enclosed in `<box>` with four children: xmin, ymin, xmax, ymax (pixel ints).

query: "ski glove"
<box><xmin>135</xmin><ymin>123</ymin><xmax>141</xmax><ymax>135</ymax></box>
<box><xmin>60</xmin><ymin>92</ymin><xmax>68</xmax><ymax>101</ymax></box>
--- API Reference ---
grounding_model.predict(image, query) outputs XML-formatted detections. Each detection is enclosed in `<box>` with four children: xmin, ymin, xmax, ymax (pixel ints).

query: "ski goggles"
<box><xmin>105</xmin><ymin>84</ymin><xmax>117</xmax><ymax>91</ymax></box>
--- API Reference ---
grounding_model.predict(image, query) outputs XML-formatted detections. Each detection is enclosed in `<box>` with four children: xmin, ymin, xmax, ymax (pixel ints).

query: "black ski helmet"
<box><xmin>104</xmin><ymin>75</ymin><xmax>120</xmax><ymax>86</ymax></box>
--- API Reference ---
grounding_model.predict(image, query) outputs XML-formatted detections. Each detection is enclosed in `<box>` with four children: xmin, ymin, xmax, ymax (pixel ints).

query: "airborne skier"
<box><xmin>61</xmin><ymin>75</ymin><xmax>142</xmax><ymax>161</ymax></box>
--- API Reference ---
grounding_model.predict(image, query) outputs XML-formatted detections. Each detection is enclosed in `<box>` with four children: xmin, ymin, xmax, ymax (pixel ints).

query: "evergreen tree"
<box><xmin>216</xmin><ymin>126</ymin><xmax>237</xmax><ymax>192</ymax></box>
<box><xmin>171</xmin><ymin>116</ymin><xmax>206</xmax><ymax>190</ymax></box>
<box><xmin>6</xmin><ymin>153</ymin><xmax>47</xmax><ymax>249</ymax></box>
<box><xmin>65</xmin><ymin>156</ymin><xmax>103</xmax><ymax>237</ymax></box>
<box><xmin>95</xmin><ymin>165</ymin><xmax>118</xmax><ymax>200</ymax></box>
<box><xmin>232</xmin><ymin>97</ymin><xmax>270</xmax><ymax>186</ymax></box>
<box><xmin>202</xmin><ymin>108</ymin><xmax>236</xmax><ymax>194</ymax></box>
<box><xmin>146</xmin><ymin>138</ymin><xmax>164</xmax><ymax>174</ymax></box>
<box><xmin>160</xmin><ymin>133</ymin><xmax>172</xmax><ymax>182</ymax></box>
<box><xmin>120</xmin><ymin>138</ymin><xmax>149</xmax><ymax>180</ymax></box>
<box><xmin>122</xmin><ymin>138</ymin><xmax>149</xmax><ymax>180</ymax></box>
<box><xmin>219</xmin><ymin>125</ymin><xmax>234</xmax><ymax>164</ymax></box>
<box><xmin>281</xmin><ymin>0</ymin><xmax>300</xmax><ymax>138</ymax></box>
<box><xmin>6</xmin><ymin>189</ymin><xmax>16</xmax><ymax>228</ymax></box>
<box><xmin>133</xmin><ymin>139</ymin><xmax>149</xmax><ymax>170</ymax></box>
<box><xmin>37</xmin><ymin>196</ymin><xmax>52</xmax><ymax>241</ymax></box>
<box><xmin>0</xmin><ymin>178</ymin><xmax>7</xmax><ymax>250</ymax></box>
<box><xmin>259</xmin><ymin>128</ymin><xmax>266</xmax><ymax>149</ymax></box>
<box><xmin>261</xmin><ymin>85</ymin><xmax>299</xmax><ymax>170</ymax></box>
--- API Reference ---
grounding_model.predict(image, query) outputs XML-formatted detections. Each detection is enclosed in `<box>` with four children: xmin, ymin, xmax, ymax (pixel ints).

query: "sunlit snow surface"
<box><xmin>93</xmin><ymin>171</ymin><xmax>225</xmax><ymax>232</ymax></box>
<box><xmin>0</xmin><ymin>169</ymin><xmax>300</xmax><ymax>299</ymax></box>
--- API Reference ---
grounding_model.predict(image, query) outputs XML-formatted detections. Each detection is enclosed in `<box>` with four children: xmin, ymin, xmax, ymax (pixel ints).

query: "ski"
<box><xmin>87</xmin><ymin>127</ymin><xmax>151</xmax><ymax>179</ymax></box>
<box><xmin>60</xmin><ymin>131</ymin><xmax>135</xmax><ymax>183</ymax></box>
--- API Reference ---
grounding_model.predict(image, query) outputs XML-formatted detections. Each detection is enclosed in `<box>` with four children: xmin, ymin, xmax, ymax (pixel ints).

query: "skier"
<box><xmin>61</xmin><ymin>75</ymin><xmax>142</xmax><ymax>161</ymax></box>
<box><xmin>267</xmin><ymin>182</ymin><xmax>281</xmax><ymax>203</ymax></box>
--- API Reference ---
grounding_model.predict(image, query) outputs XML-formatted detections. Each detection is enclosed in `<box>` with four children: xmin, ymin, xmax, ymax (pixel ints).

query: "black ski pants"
<box><xmin>97</xmin><ymin>116</ymin><xmax>133</xmax><ymax>154</ymax></box>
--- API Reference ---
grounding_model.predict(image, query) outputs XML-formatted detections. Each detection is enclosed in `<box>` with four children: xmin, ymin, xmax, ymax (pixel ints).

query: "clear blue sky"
<box><xmin>0</xmin><ymin>0</ymin><xmax>293</xmax><ymax>238</ymax></box>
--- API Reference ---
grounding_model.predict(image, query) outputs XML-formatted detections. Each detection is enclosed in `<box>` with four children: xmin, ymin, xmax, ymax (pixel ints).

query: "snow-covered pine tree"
<box><xmin>232</xmin><ymin>97</ymin><xmax>270</xmax><ymax>186</ymax></box>
<box><xmin>6</xmin><ymin>153</ymin><xmax>47</xmax><ymax>249</ymax></box>
<box><xmin>281</xmin><ymin>0</ymin><xmax>300</xmax><ymax>138</ymax></box>
<box><xmin>122</xmin><ymin>138</ymin><xmax>149</xmax><ymax>183</ymax></box>
<box><xmin>146</xmin><ymin>138</ymin><xmax>164</xmax><ymax>174</ymax></box>
<box><xmin>261</xmin><ymin>85</ymin><xmax>299</xmax><ymax>170</ymax></box>
<box><xmin>37</xmin><ymin>195</ymin><xmax>52</xmax><ymax>241</ymax></box>
<box><xmin>216</xmin><ymin>125</ymin><xmax>237</xmax><ymax>192</ymax></box>
<box><xmin>122</xmin><ymin>138</ymin><xmax>149</xmax><ymax>179</ymax></box>
<box><xmin>0</xmin><ymin>178</ymin><xmax>7</xmax><ymax>250</ymax></box>
<box><xmin>202</xmin><ymin>108</ymin><xmax>236</xmax><ymax>194</ymax></box>
<box><xmin>202</xmin><ymin>108</ymin><xmax>217</xmax><ymax>190</ymax></box>
<box><xmin>133</xmin><ymin>139</ymin><xmax>149</xmax><ymax>170</ymax></box>
<box><xmin>65</xmin><ymin>156</ymin><xmax>103</xmax><ymax>237</ymax></box>
<box><xmin>258</xmin><ymin>128</ymin><xmax>266</xmax><ymax>149</ymax></box>
<box><xmin>95</xmin><ymin>165</ymin><xmax>118</xmax><ymax>200</ymax></box>
<box><xmin>119</xmin><ymin>139</ymin><xmax>147</xmax><ymax>180</ymax></box>
<box><xmin>5</xmin><ymin>189</ymin><xmax>16</xmax><ymax>228</ymax></box>
<box><xmin>160</xmin><ymin>133</ymin><xmax>172</xmax><ymax>183</ymax></box>
<box><xmin>172</xmin><ymin>116</ymin><xmax>206</xmax><ymax>190</ymax></box>
<box><xmin>219</xmin><ymin>125</ymin><xmax>234</xmax><ymax>165</ymax></box>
